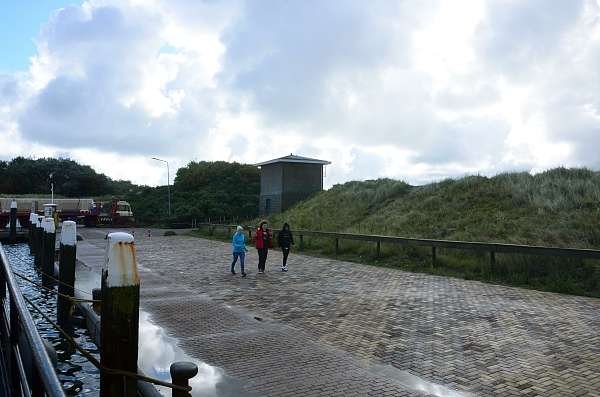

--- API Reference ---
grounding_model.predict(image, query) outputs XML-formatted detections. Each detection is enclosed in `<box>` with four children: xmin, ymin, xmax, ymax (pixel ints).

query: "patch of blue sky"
<box><xmin>0</xmin><ymin>0</ymin><xmax>83</xmax><ymax>73</ymax></box>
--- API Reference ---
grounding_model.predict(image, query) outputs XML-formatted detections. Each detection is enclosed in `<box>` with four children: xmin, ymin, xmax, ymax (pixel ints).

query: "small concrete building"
<box><xmin>256</xmin><ymin>154</ymin><xmax>331</xmax><ymax>216</ymax></box>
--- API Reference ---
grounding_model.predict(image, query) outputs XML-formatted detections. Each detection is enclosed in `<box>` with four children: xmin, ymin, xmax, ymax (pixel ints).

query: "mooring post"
<box><xmin>431</xmin><ymin>246</ymin><xmax>437</xmax><ymax>268</ymax></box>
<box><xmin>34</xmin><ymin>216</ymin><xmax>44</xmax><ymax>268</ymax></box>
<box><xmin>28</xmin><ymin>212</ymin><xmax>36</xmax><ymax>253</ymax></box>
<box><xmin>170</xmin><ymin>362</ymin><xmax>198</xmax><ymax>397</ymax></box>
<box><xmin>9</xmin><ymin>200</ymin><xmax>17</xmax><ymax>244</ymax></box>
<box><xmin>57</xmin><ymin>221</ymin><xmax>77</xmax><ymax>329</ymax></box>
<box><xmin>100</xmin><ymin>232</ymin><xmax>139</xmax><ymax>397</ymax></box>
<box><xmin>41</xmin><ymin>217</ymin><xmax>56</xmax><ymax>287</ymax></box>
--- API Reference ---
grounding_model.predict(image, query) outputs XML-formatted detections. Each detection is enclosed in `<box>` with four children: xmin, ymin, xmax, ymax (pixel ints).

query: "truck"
<box><xmin>0</xmin><ymin>197</ymin><xmax>135</xmax><ymax>228</ymax></box>
<box><xmin>83</xmin><ymin>198</ymin><xmax>135</xmax><ymax>227</ymax></box>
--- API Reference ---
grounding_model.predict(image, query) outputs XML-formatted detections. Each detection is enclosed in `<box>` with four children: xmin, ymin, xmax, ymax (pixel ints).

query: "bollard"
<box><xmin>9</xmin><ymin>200</ymin><xmax>17</xmax><ymax>243</ymax></box>
<box><xmin>57</xmin><ymin>221</ymin><xmax>77</xmax><ymax>329</ymax></box>
<box><xmin>170</xmin><ymin>362</ymin><xmax>198</xmax><ymax>397</ymax></box>
<box><xmin>41</xmin><ymin>217</ymin><xmax>56</xmax><ymax>287</ymax></box>
<box><xmin>28</xmin><ymin>213</ymin><xmax>37</xmax><ymax>253</ymax></box>
<box><xmin>100</xmin><ymin>232</ymin><xmax>139</xmax><ymax>397</ymax></box>
<box><xmin>34</xmin><ymin>216</ymin><xmax>44</xmax><ymax>268</ymax></box>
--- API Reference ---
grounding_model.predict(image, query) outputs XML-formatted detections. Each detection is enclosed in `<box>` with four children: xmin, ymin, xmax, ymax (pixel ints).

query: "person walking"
<box><xmin>231</xmin><ymin>225</ymin><xmax>247</xmax><ymax>277</ymax></box>
<box><xmin>255</xmin><ymin>220</ymin><xmax>272</xmax><ymax>274</ymax></box>
<box><xmin>277</xmin><ymin>223</ymin><xmax>294</xmax><ymax>272</ymax></box>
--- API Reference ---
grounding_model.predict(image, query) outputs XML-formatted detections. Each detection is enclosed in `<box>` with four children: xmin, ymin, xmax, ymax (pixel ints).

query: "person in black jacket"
<box><xmin>277</xmin><ymin>223</ymin><xmax>294</xmax><ymax>272</ymax></box>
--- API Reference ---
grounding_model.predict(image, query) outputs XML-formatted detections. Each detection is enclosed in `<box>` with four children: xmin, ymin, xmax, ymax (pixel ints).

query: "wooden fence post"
<box><xmin>100</xmin><ymin>232</ymin><xmax>139</xmax><ymax>397</ymax></box>
<box><xmin>335</xmin><ymin>238</ymin><xmax>339</xmax><ymax>256</ymax></box>
<box><xmin>431</xmin><ymin>246</ymin><xmax>437</xmax><ymax>268</ymax></box>
<box><xmin>299</xmin><ymin>234</ymin><xmax>304</xmax><ymax>251</ymax></box>
<box><xmin>490</xmin><ymin>251</ymin><xmax>496</xmax><ymax>274</ymax></box>
<box><xmin>376</xmin><ymin>240</ymin><xmax>381</xmax><ymax>259</ymax></box>
<box><xmin>57</xmin><ymin>221</ymin><xmax>77</xmax><ymax>329</ymax></box>
<box><xmin>41</xmin><ymin>217</ymin><xmax>56</xmax><ymax>287</ymax></box>
<box><xmin>9</xmin><ymin>200</ymin><xmax>17</xmax><ymax>244</ymax></box>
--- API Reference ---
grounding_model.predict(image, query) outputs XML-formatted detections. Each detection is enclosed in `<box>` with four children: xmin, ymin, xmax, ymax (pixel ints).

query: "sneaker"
<box><xmin>258</xmin><ymin>270</ymin><xmax>264</xmax><ymax>274</ymax></box>
<box><xmin>242</xmin><ymin>272</ymin><xmax>247</xmax><ymax>278</ymax></box>
<box><xmin>231</xmin><ymin>270</ymin><xmax>236</xmax><ymax>275</ymax></box>
<box><xmin>283</xmin><ymin>266</ymin><xmax>288</xmax><ymax>272</ymax></box>
<box><xmin>281</xmin><ymin>266</ymin><xmax>285</xmax><ymax>272</ymax></box>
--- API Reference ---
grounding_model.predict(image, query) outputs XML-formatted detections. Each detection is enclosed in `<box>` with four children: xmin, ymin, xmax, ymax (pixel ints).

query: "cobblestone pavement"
<box><xmin>77</xmin><ymin>229</ymin><xmax>600</xmax><ymax>396</ymax></box>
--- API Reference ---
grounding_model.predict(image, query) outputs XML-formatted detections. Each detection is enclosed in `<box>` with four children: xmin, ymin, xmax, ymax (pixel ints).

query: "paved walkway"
<box><xmin>77</xmin><ymin>229</ymin><xmax>600</xmax><ymax>397</ymax></box>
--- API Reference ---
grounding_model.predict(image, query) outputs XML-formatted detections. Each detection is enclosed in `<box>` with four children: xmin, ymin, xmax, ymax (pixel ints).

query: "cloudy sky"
<box><xmin>1</xmin><ymin>0</ymin><xmax>600</xmax><ymax>187</ymax></box>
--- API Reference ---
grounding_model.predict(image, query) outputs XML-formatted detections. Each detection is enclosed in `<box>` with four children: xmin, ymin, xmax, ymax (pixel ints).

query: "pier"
<box><xmin>73</xmin><ymin>227</ymin><xmax>600</xmax><ymax>396</ymax></box>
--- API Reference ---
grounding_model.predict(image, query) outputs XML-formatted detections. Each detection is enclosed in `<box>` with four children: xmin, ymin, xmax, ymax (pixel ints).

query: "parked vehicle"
<box><xmin>0</xmin><ymin>198</ymin><xmax>94</xmax><ymax>229</ymax></box>
<box><xmin>83</xmin><ymin>198</ymin><xmax>135</xmax><ymax>227</ymax></box>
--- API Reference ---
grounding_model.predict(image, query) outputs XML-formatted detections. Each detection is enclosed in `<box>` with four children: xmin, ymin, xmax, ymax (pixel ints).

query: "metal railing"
<box><xmin>0</xmin><ymin>243</ymin><xmax>66</xmax><ymax>397</ymax></box>
<box><xmin>196</xmin><ymin>223</ymin><xmax>600</xmax><ymax>266</ymax></box>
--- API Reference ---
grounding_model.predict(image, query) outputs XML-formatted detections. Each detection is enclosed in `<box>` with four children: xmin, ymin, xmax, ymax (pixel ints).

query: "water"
<box><xmin>5</xmin><ymin>244</ymin><xmax>100</xmax><ymax>395</ymax></box>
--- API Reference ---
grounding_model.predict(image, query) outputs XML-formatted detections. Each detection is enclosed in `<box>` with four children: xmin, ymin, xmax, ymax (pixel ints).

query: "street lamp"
<box><xmin>151</xmin><ymin>157</ymin><xmax>171</xmax><ymax>217</ymax></box>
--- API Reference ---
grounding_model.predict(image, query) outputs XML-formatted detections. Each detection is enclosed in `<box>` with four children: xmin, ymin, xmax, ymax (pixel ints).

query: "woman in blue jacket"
<box><xmin>231</xmin><ymin>226</ymin><xmax>248</xmax><ymax>277</ymax></box>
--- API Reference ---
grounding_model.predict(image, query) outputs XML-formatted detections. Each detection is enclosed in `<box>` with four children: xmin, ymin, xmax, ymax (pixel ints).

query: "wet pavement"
<box><xmin>76</xmin><ymin>228</ymin><xmax>600</xmax><ymax>397</ymax></box>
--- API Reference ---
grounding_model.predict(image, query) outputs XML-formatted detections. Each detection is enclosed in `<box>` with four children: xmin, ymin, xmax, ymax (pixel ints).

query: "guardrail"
<box><xmin>196</xmin><ymin>222</ymin><xmax>600</xmax><ymax>267</ymax></box>
<box><xmin>0</xmin><ymin>243</ymin><xmax>66</xmax><ymax>397</ymax></box>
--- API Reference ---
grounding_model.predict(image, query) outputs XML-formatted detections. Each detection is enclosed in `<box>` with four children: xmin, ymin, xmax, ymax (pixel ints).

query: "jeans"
<box><xmin>257</xmin><ymin>248</ymin><xmax>268</xmax><ymax>271</ymax></box>
<box><xmin>231</xmin><ymin>251</ymin><xmax>245</xmax><ymax>274</ymax></box>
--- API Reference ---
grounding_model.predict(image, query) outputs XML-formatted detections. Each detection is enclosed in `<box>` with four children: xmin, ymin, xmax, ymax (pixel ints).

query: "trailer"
<box><xmin>83</xmin><ymin>198</ymin><xmax>135</xmax><ymax>227</ymax></box>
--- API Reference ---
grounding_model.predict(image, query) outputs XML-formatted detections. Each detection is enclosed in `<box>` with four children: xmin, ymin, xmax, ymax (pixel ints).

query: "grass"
<box><xmin>237</xmin><ymin>168</ymin><xmax>599</xmax><ymax>298</ymax></box>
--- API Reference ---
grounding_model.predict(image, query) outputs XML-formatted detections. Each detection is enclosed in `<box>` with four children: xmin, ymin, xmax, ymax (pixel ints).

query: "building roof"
<box><xmin>255</xmin><ymin>154</ymin><xmax>331</xmax><ymax>167</ymax></box>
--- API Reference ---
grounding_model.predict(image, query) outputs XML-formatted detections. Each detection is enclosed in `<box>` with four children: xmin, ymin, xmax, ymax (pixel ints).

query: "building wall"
<box><xmin>259</xmin><ymin>164</ymin><xmax>283</xmax><ymax>216</ymax></box>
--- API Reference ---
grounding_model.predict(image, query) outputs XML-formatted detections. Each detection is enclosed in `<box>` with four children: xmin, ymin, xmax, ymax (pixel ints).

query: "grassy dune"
<box><xmin>260</xmin><ymin>168</ymin><xmax>600</xmax><ymax>297</ymax></box>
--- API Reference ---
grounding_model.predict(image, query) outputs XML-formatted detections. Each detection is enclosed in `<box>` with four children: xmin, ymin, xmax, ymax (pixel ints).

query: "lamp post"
<box><xmin>151</xmin><ymin>157</ymin><xmax>171</xmax><ymax>217</ymax></box>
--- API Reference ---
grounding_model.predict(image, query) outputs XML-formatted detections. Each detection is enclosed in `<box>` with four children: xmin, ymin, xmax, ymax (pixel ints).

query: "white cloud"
<box><xmin>1</xmin><ymin>0</ymin><xmax>600</xmax><ymax>187</ymax></box>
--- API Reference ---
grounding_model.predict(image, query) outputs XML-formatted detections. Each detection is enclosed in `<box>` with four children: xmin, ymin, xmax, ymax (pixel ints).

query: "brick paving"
<box><xmin>77</xmin><ymin>229</ymin><xmax>600</xmax><ymax>396</ymax></box>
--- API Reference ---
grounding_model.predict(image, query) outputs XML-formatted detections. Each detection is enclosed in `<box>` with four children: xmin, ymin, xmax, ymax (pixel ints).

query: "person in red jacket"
<box><xmin>255</xmin><ymin>220</ymin><xmax>273</xmax><ymax>274</ymax></box>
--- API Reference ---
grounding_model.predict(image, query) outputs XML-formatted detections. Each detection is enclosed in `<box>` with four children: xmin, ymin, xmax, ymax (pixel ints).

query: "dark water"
<box><xmin>5</xmin><ymin>244</ymin><xmax>101</xmax><ymax>396</ymax></box>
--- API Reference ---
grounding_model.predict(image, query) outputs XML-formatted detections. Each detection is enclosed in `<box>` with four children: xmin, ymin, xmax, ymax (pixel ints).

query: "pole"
<box><xmin>167</xmin><ymin>161</ymin><xmax>171</xmax><ymax>218</ymax></box>
<box><xmin>29</xmin><ymin>213</ymin><xmax>36</xmax><ymax>253</ymax></box>
<box><xmin>34</xmin><ymin>216</ymin><xmax>43</xmax><ymax>268</ymax></box>
<box><xmin>9</xmin><ymin>200</ymin><xmax>17</xmax><ymax>244</ymax></box>
<box><xmin>100</xmin><ymin>232</ymin><xmax>139</xmax><ymax>397</ymax></box>
<box><xmin>41</xmin><ymin>217</ymin><xmax>56</xmax><ymax>287</ymax></box>
<box><xmin>57</xmin><ymin>221</ymin><xmax>77</xmax><ymax>329</ymax></box>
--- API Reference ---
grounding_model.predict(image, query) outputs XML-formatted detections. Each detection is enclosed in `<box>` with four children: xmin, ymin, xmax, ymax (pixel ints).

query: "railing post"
<box><xmin>170</xmin><ymin>362</ymin><xmax>198</xmax><ymax>397</ymax></box>
<box><xmin>9</xmin><ymin>298</ymin><xmax>20</xmax><ymax>396</ymax></box>
<box><xmin>299</xmin><ymin>234</ymin><xmax>304</xmax><ymax>251</ymax></box>
<box><xmin>335</xmin><ymin>238</ymin><xmax>339</xmax><ymax>256</ymax></box>
<box><xmin>28</xmin><ymin>213</ymin><xmax>36</xmax><ymax>254</ymax></box>
<box><xmin>100</xmin><ymin>232</ymin><xmax>139</xmax><ymax>397</ymax></box>
<box><xmin>431</xmin><ymin>246</ymin><xmax>437</xmax><ymax>268</ymax></box>
<box><xmin>376</xmin><ymin>240</ymin><xmax>381</xmax><ymax>259</ymax></box>
<box><xmin>57</xmin><ymin>221</ymin><xmax>77</xmax><ymax>329</ymax></box>
<box><xmin>9</xmin><ymin>200</ymin><xmax>17</xmax><ymax>244</ymax></box>
<box><xmin>34</xmin><ymin>216</ymin><xmax>43</xmax><ymax>268</ymax></box>
<box><xmin>41</xmin><ymin>217</ymin><xmax>56</xmax><ymax>287</ymax></box>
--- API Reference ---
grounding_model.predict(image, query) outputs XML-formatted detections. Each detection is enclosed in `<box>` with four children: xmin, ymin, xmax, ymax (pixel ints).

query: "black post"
<box><xmin>100</xmin><ymin>232</ymin><xmax>139</xmax><ymax>397</ymax></box>
<box><xmin>299</xmin><ymin>234</ymin><xmax>304</xmax><ymax>251</ymax></box>
<box><xmin>376</xmin><ymin>240</ymin><xmax>381</xmax><ymax>259</ymax></box>
<box><xmin>28</xmin><ymin>213</ymin><xmax>36</xmax><ymax>253</ymax></box>
<box><xmin>34</xmin><ymin>216</ymin><xmax>43</xmax><ymax>268</ymax></box>
<box><xmin>170</xmin><ymin>362</ymin><xmax>198</xmax><ymax>397</ymax></box>
<box><xmin>490</xmin><ymin>251</ymin><xmax>496</xmax><ymax>274</ymax></box>
<box><xmin>57</xmin><ymin>221</ymin><xmax>77</xmax><ymax>329</ymax></box>
<box><xmin>9</xmin><ymin>200</ymin><xmax>17</xmax><ymax>244</ymax></box>
<box><xmin>431</xmin><ymin>246</ymin><xmax>437</xmax><ymax>268</ymax></box>
<box><xmin>335</xmin><ymin>238</ymin><xmax>339</xmax><ymax>256</ymax></box>
<box><xmin>41</xmin><ymin>218</ymin><xmax>56</xmax><ymax>287</ymax></box>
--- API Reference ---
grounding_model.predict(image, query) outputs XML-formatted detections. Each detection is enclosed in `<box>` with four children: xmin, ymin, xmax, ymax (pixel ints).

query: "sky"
<box><xmin>1</xmin><ymin>0</ymin><xmax>600</xmax><ymax>188</ymax></box>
